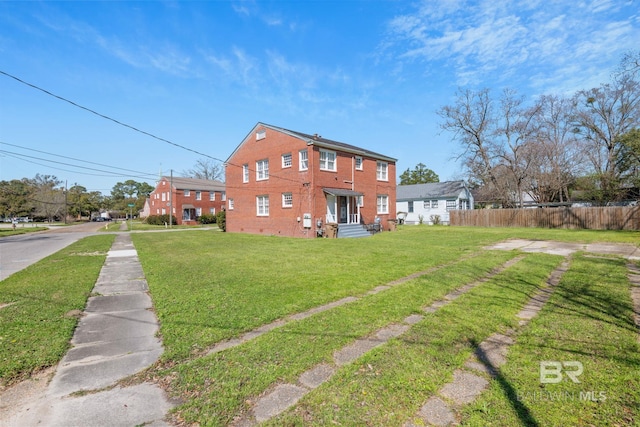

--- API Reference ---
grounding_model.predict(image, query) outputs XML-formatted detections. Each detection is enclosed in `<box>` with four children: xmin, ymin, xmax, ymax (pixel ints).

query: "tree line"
<box><xmin>438</xmin><ymin>51</ymin><xmax>640</xmax><ymax>207</ymax></box>
<box><xmin>0</xmin><ymin>159</ymin><xmax>224</xmax><ymax>221</ymax></box>
<box><xmin>0</xmin><ymin>175</ymin><xmax>154</xmax><ymax>221</ymax></box>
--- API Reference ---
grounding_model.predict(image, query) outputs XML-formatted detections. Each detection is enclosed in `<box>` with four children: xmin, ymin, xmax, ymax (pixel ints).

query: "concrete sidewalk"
<box><xmin>4</xmin><ymin>233</ymin><xmax>175</xmax><ymax>427</ymax></box>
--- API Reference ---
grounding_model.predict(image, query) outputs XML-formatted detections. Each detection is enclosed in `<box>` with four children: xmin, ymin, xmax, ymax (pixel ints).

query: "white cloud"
<box><xmin>383</xmin><ymin>0</ymin><xmax>640</xmax><ymax>94</ymax></box>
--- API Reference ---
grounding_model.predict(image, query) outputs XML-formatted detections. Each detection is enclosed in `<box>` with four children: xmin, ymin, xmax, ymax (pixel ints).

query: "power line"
<box><xmin>0</xmin><ymin>141</ymin><xmax>158</xmax><ymax>177</ymax></box>
<box><xmin>0</xmin><ymin>150</ymin><xmax>153</xmax><ymax>179</ymax></box>
<box><xmin>0</xmin><ymin>70</ymin><xmax>305</xmax><ymax>186</ymax></box>
<box><xmin>0</xmin><ymin>70</ymin><xmax>223</xmax><ymax>163</ymax></box>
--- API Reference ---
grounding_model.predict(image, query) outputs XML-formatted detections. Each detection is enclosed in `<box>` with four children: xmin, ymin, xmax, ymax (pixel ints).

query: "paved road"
<box><xmin>0</xmin><ymin>221</ymin><xmax>108</xmax><ymax>281</ymax></box>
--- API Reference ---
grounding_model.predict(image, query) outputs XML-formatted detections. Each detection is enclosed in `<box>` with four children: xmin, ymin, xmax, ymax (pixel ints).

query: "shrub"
<box><xmin>198</xmin><ymin>214</ymin><xmax>217</xmax><ymax>225</ymax></box>
<box><xmin>216</xmin><ymin>210</ymin><xmax>226</xmax><ymax>232</ymax></box>
<box><xmin>418</xmin><ymin>214</ymin><xmax>424</xmax><ymax>225</ymax></box>
<box><xmin>430</xmin><ymin>214</ymin><xmax>441</xmax><ymax>225</ymax></box>
<box><xmin>145</xmin><ymin>214</ymin><xmax>177</xmax><ymax>226</ymax></box>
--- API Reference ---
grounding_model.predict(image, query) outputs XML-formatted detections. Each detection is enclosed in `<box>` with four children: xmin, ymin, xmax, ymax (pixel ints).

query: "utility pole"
<box><xmin>169</xmin><ymin>169</ymin><xmax>173</xmax><ymax>228</ymax></box>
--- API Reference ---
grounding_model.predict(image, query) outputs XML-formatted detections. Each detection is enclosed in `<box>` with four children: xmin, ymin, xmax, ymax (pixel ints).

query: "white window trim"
<box><xmin>282</xmin><ymin>192</ymin><xmax>293</xmax><ymax>208</ymax></box>
<box><xmin>210</xmin><ymin>191</ymin><xmax>215</xmax><ymax>201</ymax></box>
<box><xmin>377</xmin><ymin>194</ymin><xmax>389</xmax><ymax>214</ymax></box>
<box><xmin>299</xmin><ymin>149</ymin><xmax>308</xmax><ymax>171</ymax></box>
<box><xmin>228</xmin><ymin>199</ymin><xmax>234</xmax><ymax>210</ymax></box>
<box><xmin>257</xmin><ymin>195</ymin><xmax>269</xmax><ymax>216</ymax></box>
<box><xmin>195</xmin><ymin>191</ymin><xmax>201</xmax><ymax>201</ymax></box>
<box><xmin>243</xmin><ymin>164</ymin><xmax>249</xmax><ymax>183</ymax></box>
<box><xmin>282</xmin><ymin>153</ymin><xmax>292</xmax><ymax>169</ymax></box>
<box><xmin>319</xmin><ymin>149</ymin><xmax>336</xmax><ymax>172</ymax></box>
<box><xmin>256</xmin><ymin>159</ymin><xmax>269</xmax><ymax>181</ymax></box>
<box><xmin>355</xmin><ymin>156</ymin><xmax>363</xmax><ymax>170</ymax></box>
<box><xmin>376</xmin><ymin>161</ymin><xmax>388</xmax><ymax>181</ymax></box>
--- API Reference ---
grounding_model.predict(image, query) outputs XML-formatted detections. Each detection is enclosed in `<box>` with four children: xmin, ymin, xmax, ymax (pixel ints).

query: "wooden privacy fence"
<box><xmin>450</xmin><ymin>206</ymin><xmax>640</xmax><ymax>230</ymax></box>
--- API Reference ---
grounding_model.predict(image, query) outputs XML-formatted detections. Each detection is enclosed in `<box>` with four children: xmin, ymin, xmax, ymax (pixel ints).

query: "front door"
<box><xmin>339</xmin><ymin>197</ymin><xmax>348</xmax><ymax>223</ymax></box>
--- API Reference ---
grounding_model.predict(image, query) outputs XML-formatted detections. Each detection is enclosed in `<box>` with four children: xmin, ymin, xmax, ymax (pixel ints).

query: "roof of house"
<box><xmin>159</xmin><ymin>176</ymin><xmax>225</xmax><ymax>192</ymax></box>
<box><xmin>397</xmin><ymin>181</ymin><xmax>469</xmax><ymax>201</ymax></box>
<box><xmin>227</xmin><ymin>122</ymin><xmax>397</xmax><ymax>163</ymax></box>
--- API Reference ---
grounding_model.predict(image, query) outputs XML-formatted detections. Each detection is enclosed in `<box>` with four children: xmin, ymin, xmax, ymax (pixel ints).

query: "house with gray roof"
<box><xmin>396</xmin><ymin>181</ymin><xmax>473</xmax><ymax>225</ymax></box>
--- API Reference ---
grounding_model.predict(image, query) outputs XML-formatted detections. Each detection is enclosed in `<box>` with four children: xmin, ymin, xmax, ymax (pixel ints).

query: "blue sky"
<box><xmin>1</xmin><ymin>0</ymin><xmax>638</xmax><ymax>194</ymax></box>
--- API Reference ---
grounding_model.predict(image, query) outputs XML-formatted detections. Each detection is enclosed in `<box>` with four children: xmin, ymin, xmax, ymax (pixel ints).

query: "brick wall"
<box><xmin>226</xmin><ymin>125</ymin><xmax>396</xmax><ymax>237</ymax></box>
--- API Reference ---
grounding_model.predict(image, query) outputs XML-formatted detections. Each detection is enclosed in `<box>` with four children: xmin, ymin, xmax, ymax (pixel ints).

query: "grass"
<box><xmin>155</xmin><ymin>250</ymin><xmax>519</xmax><ymax>425</ymax></box>
<box><xmin>266</xmin><ymin>253</ymin><xmax>563</xmax><ymax>426</ymax></box>
<box><xmin>459</xmin><ymin>254</ymin><xmax>640</xmax><ymax>426</ymax></box>
<box><xmin>0</xmin><ymin>226</ymin><xmax>48</xmax><ymax>237</ymax></box>
<box><xmin>0</xmin><ymin>234</ymin><xmax>114</xmax><ymax>387</ymax></box>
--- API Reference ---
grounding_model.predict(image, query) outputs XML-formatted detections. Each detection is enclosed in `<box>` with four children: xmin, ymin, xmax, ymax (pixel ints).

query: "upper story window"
<box><xmin>221</xmin><ymin>191</ymin><xmax>226</xmax><ymax>201</ymax></box>
<box><xmin>256</xmin><ymin>159</ymin><xmax>269</xmax><ymax>181</ymax></box>
<box><xmin>320</xmin><ymin>149</ymin><xmax>336</xmax><ymax>171</ymax></box>
<box><xmin>355</xmin><ymin>156</ymin><xmax>363</xmax><ymax>170</ymax></box>
<box><xmin>256</xmin><ymin>130</ymin><xmax>266</xmax><ymax>140</ymax></box>
<box><xmin>228</xmin><ymin>198</ymin><xmax>234</xmax><ymax>210</ymax></box>
<box><xmin>195</xmin><ymin>191</ymin><xmax>201</xmax><ymax>201</ymax></box>
<box><xmin>376</xmin><ymin>161</ymin><xmax>388</xmax><ymax>181</ymax></box>
<box><xmin>282</xmin><ymin>153</ymin><xmax>292</xmax><ymax>168</ymax></box>
<box><xmin>161</xmin><ymin>192</ymin><xmax>166</xmax><ymax>202</ymax></box>
<box><xmin>299</xmin><ymin>150</ymin><xmax>308</xmax><ymax>171</ymax></box>
<box><xmin>210</xmin><ymin>191</ymin><xmax>215</xmax><ymax>201</ymax></box>
<box><xmin>243</xmin><ymin>164</ymin><xmax>249</xmax><ymax>183</ymax></box>
<box><xmin>184</xmin><ymin>190</ymin><xmax>191</xmax><ymax>197</ymax></box>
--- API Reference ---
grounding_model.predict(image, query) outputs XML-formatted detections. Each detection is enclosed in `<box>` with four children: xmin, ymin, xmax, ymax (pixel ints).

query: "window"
<box><xmin>377</xmin><ymin>195</ymin><xmax>389</xmax><ymax>214</ymax></box>
<box><xmin>446</xmin><ymin>200</ymin><xmax>457</xmax><ymax>211</ymax></box>
<box><xmin>357</xmin><ymin>195</ymin><xmax>364</xmax><ymax>207</ymax></box>
<box><xmin>243</xmin><ymin>164</ymin><xmax>249</xmax><ymax>183</ymax></box>
<box><xmin>196</xmin><ymin>207</ymin><xmax>202</xmax><ymax>217</ymax></box>
<box><xmin>423</xmin><ymin>201</ymin><xmax>429</xmax><ymax>209</ymax></box>
<box><xmin>376</xmin><ymin>161</ymin><xmax>388</xmax><ymax>181</ymax></box>
<box><xmin>431</xmin><ymin>200</ymin><xmax>439</xmax><ymax>208</ymax></box>
<box><xmin>228</xmin><ymin>198</ymin><xmax>234</xmax><ymax>210</ymax></box>
<box><xmin>161</xmin><ymin>208</ymin><xmax>166</xmax><ymax>215</ymax></box>
<box><xmin>355</xmin><ymin>156</ymin><xmax>363</xmax><ymax>170</ymax></box>
<box><xmin>282</xmin><ymin>192</ymin><xmax>293</xmax><ymax>208</ymax></box>
<box><xmin>257</xmin><ymin>195</ymin><xmax>269</xmax><ymax>216</ymax></box>
<box><xmin>256</xmin><ymin>159</ymin><xmax>269</xmax><ymax>180</ymax></box>
<box><xmin>221</xmin><ymin>191</ymin><xmax>226</xmax><ymax>201</ymax></box>
<box><xmin>320</xmin><ymin>149</ymin><xmax>336</xmax><ymax>171</ymax></box>
<box><xmin>299</xmin><ymin>150</ymin><xmax>308</xmax><ymax>171</ymax></box>
<box><xmin>195</xmin><ymin>191</ymin><xmax>201</xmax><ymax>201</ymax></box>
<box><xmin>282</xmin><ymin>153</ymin><xmax>292</xmax><ymax>168</ymax></box>
<box><xmin>210</xmin><ymin>191</ymin><xmax>215</xmax><ymax>201</ymax></box>
<box><xmin>408</xmin><ymin>201</ymin><xmax>414</xmax><ymax>213</ymax></box>
<box><xmin>161</xmin><ymin>192</ymin><xmax>166</xmax><ymax>202</ymax></box>
<box><xmin>460</xmin><ymin>199</ymin><xmax>470</xmax><ymax>210</ymax></box>
<box><xmin>184</xmin><ymin>190</ymin><xmax>190</xmax><ymax>197</ymax></box>
<box><xmin>210</xmin><ymin>208</ymin><xmax>216</xmax><ymax>215</ymax></box>
<box><xmin>256</xmin><ymin>130</ymin><xmax>266</xmax><ymax>140</ymax></box>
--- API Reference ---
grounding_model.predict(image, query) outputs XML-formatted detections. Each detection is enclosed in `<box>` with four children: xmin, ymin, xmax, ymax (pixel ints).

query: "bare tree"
<box><xmin>526</xmin><ymin>95</ymin><xmax>585</xmax><ymax>204</ymax></box>
<box><xmin>438</xmin><ymin>88</ymin><xmax>508</xmax><ymax>205</ymax></box>
<box><xmin>574</xmin><ymin>73</ymin><xmax>640</xmax><ymax>204</ymax></box>
<box><xmin>182</xmin><ymin>158</ymin><xmax>225</xmax><ymax>181</ymax></box>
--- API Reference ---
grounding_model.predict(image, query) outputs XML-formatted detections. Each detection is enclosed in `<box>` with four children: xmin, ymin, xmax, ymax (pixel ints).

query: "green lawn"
<box><xmin>0</xmin><ymin>234</ymin><xmax>114</xmax><ymax>386</ymax></box>
<box><xmin>1</xmin><ymin>226</ymin><xmax>639</xmax><ymax>426</ymax></box>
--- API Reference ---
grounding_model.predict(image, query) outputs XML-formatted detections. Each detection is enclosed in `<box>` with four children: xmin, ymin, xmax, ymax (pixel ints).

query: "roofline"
<box><xmin>225</xmin><ymin>122</ymin><xmax>397</xmax><ymax>164</ymax></box>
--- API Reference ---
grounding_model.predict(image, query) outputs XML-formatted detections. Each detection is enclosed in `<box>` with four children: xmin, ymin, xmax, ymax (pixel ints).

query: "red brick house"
<box><xmin>147</xmin><ymin>176</ymin><xmax>226</xmax><ymax>225</ymax></box>
<box><xmin>225</xmin><ymin>123</ymin><xmax>397</xmax><ymax>238</ymax></box>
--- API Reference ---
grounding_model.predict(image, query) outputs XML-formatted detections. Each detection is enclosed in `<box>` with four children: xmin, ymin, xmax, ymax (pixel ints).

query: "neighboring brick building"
<box><xmin>147</xmin><ymin>176</ymin><xmax>226</xmax><ymax>225</ymax></box>
<box><xmin>225</xmin><ymin>123</ymin><xmax>397</xmax><ymax>238</ymax></box>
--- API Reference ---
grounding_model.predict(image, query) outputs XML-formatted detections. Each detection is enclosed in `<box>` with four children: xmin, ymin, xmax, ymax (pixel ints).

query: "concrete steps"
<box><xmin>337</xmin><ymin>223</ymin><xmax>371</xmax><ymax>238</ymax></box>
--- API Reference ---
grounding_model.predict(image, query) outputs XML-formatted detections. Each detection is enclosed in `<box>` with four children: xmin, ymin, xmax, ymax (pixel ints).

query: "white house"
<box><xmin>396</xmin><ymin>181</ymin><xmax>473</xmax><ymax>225</ymax></box>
